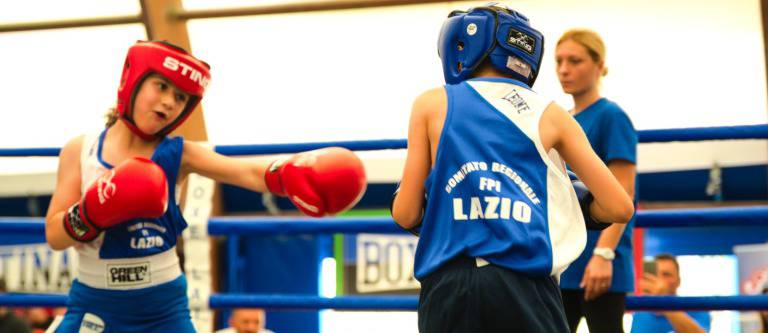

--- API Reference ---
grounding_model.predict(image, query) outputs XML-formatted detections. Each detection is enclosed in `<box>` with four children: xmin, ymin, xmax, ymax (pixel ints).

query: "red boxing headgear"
<box><xmin>117</xmin><ymin>40</ymin><xmax>211</xmax><ymax>140</ymax></box>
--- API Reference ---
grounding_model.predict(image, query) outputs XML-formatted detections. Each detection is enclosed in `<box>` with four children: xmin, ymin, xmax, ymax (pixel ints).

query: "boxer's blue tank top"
<box><xmin>414</xmin><ymin>78</ymin><xmax>586</xmax><ymax>280</ymax></box>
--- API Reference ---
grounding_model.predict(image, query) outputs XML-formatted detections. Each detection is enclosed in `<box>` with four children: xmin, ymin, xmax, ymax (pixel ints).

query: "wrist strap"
<box><xmin>63</xmin><ymin>202</ymin><xmax>100</xmax><ymax>242</ymax></box>
<box><xmin>580</xmin><ymin>192</ymin><xmax>612</xmax><ymax>231</ymax></box>
<box><xmin>265</xmin><ymin>159</ymin><xmax>287</xmax><ymax>196</ymax></box>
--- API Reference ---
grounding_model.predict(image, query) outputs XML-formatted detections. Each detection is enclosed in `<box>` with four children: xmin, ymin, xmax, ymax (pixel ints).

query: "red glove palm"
<box><xmin>63</xmin><ymin>157</ymin><xmax>168</xmax><ymax>242</ymax></box>
<box><xmin>265</xmin><ymin>147</ymin><xmax>367</xmax><ymax>217</ymax></box>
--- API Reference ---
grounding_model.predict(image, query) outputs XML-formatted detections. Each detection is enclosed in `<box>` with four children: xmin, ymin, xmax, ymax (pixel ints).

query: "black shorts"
<box><xmin>418</xmin><ymin>256</ymin><xmax>569</xmax><ymax>333</ymax></box>
<box><xmin>561</xmin><ymin>289</ymin><xmax>626</xmax><ymax>333</ymax></box>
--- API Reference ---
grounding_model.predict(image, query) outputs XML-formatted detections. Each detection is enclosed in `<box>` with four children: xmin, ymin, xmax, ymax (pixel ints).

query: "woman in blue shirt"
<box><xmin>556</xmin><ymin>29</ymin><xmax>638</xmax><ymax>333</ymax></box>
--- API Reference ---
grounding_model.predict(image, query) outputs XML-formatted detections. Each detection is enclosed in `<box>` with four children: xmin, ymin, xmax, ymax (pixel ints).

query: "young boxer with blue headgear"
<box><xmin>390</xmin><ymin>3</ymin><xmax>633</xmax><ymax>332</ymax></box>
<box><xmin>45</xmin><ymin>40</ymin><xmax>367</xmax><ymax>332</ymax></box>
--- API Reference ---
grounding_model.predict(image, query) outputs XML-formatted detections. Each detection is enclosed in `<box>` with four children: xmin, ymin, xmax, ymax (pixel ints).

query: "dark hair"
<box><xmin>654</xmin><ymin>253</ymin><xmax>680</xmax><ymax>273</ymax></box>
<box><xmin>105</xmin><ymin>107</ymin><xmax>118</xmax><ymax>127</ymax></box>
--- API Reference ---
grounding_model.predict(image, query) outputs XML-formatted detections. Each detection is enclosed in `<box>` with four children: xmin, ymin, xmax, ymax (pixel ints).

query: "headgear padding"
<box><xmin>117</xmin><ymin>41</ymin><xmax>211</xmax><ymax>140</ymax></box>
<box><xmin>438</xmin><ymin>3</ymin><xmax>544</xmax><ymax>86</ymax></box>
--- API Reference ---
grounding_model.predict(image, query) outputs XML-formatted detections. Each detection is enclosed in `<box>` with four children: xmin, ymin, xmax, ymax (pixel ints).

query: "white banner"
<box><xmin>182</xmin><ymin>172</ymin><xmax>216</xmax><ymax>333</ymax></box>
<box><xmin>355</xmin><ymin>234</ymin><xmax>419</xmax><ymax>293</ymax></box>
<box><xmin>0</xmin><ymin>244</ymin><xmax>75</xmax><ymax>293</ymax></box>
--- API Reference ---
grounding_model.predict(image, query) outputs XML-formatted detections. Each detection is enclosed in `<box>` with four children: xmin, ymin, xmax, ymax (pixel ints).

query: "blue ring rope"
<box><xmin>638</xmin><ymin>124</ymin><xmax>768</xmax><ymax>143</ymax></box>
<box><xmin>210</xmin><ymin>294</ymin><xmax>417</xmax><ymax>311</ymax></box>
<box><xmin>636</xmin><ymin>206</ymin><xmax>768</xmax><ymax>228</ymax></box>
<box><xmin>1</xmin><ymin>206</ymin><xmax>765</xmax><ymax>235</ymax></box>
<box><xmin>0</xmin><ymin>293</ymin><xmax>766</xmax><ymax>311</ymax></box>
<box><xmin>214</xmin><ymin>139</ymin><xmax>407</xmax><ymax>155</ymax></box>
<box><xmin>207</xmin><ymin>216</ymin><xmax>404</xmax><ymax>235</ymax></box>
<box><xmin>1</xmin><ymin>124</ymin><xmax>766</xmax><ymax>157</ymax></box>
<box><xmin>626</xmin><ymin>295</ymin><xmax>768</xmax><ymax>311</ymax></box>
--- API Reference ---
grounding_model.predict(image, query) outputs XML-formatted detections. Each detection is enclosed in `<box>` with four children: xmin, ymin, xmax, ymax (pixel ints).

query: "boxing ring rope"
<box><xmin>0</xmin><ymin>205</ymin><xmax>766</xmax><ymax>311</ymax></box>
<box><xmin>1</xmin><ymin>293</ymin><xmax>767</xmax><ymax>311</ymax></box>
<box><xmin>1</xmin><ymin>124</ymin><xmax>767</xmax><ymax>157</ymax></box>
<box><xmin>636</xmin><ymin>124</ymin><xmax>768</xmax><ymax>143</ymax></box>
<box><xmin>1</xmin><ymin>205</ymin><xmax>767</xmax><ymax>236</ymax></box>
<box><xmin>0</xmin><ymin>123</ymin><xmax>766</xmax><ymax>312</ymax></box>
<box><xmin>0</xmin><ymin>294</ymin><xmax>420</xmax><ymax>311</ymax></box>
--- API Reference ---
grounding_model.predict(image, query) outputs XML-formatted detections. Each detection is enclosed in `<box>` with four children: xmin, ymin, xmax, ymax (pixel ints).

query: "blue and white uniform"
<box><xmin>415</xmin><ymin>78</ymin><xmax>585</xmax><ymax>332</ymax></box>
<box><xmin>55</xmin><ymin>129</ymin><xmax>194</xmax><ymax>333</ymax></box>
<box><xmin>415</xmin><ymin>77</ymin><xmax>586</xmax><ymax>280</ymax></box>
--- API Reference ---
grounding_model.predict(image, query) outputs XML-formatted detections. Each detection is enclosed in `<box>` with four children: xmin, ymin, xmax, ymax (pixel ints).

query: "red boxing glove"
<box><xmin>265</xmin><ymin>147</ymin><xmax>367</xmax><ymax>217</ymax></box>
<box><xmin>63</xmin><ymin>157</ymin><xmax>168</xmax><ymax>242</ymax></box>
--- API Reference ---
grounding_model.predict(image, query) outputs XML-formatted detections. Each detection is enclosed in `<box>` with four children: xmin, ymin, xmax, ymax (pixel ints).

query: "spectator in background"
<box><xmin>631</xmin><ymin>254</ymin><xmax>710</xmax><ymax>333</ymax></box>
<box><xmin>0</xmin><ymin>307</ymin><xmax>30</xmax><ymax>333</ymax></box>
<box><xmin>215</xmin><ymin>308</ymin><xmax>274</xmax><ymax>333</ymax></box>
<box><xmin>26</xmin><ymin>307</ymin><xmax>52</xmax><ymax>331</ymax></box>
<box><xmin>556</xmin><ymin>28</ymin><xmax>638</xmax><ymax>333</ymax></box>
<box><xmin>0</xmin><ymin>280</ymin><xmax>30</xmax><ymax>333</ymax></box>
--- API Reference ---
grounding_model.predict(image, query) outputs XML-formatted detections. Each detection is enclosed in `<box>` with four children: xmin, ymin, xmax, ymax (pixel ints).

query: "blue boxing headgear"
<box><xmin>437</xmin><ymin>3</ymin><xmax>544</xmax><ymax>85</ymax></box>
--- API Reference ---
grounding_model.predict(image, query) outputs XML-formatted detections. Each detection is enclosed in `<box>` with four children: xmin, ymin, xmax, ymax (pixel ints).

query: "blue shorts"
<box><xmin>54</xmin><ymin>275</ymin><xmax>195</xmax><ymax>333</ymax></box>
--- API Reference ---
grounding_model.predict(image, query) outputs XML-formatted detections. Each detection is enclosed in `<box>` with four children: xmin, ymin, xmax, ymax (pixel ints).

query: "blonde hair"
<box><xmin>557</xmin><ymin>28</ymin><xmax>608</xmax><ymax>76</ymax></box>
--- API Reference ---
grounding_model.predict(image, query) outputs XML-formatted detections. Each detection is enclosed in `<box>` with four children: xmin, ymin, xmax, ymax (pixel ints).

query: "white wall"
<box><xmin>0</xmin><ymin>0</ymin><xmax>765</xmax><ymax>177</ymax></box>
<box><xmin>187</xmin><ymin>0</ymin><xmax>768</xmax><ymax>173</ymax></box>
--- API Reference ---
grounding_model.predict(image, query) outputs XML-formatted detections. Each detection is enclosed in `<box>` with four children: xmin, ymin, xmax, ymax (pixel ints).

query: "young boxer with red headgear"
<box><xmin>45</xmin><ymin>40</ymin><xmax>366</xmax><ymax>332</ymax></box>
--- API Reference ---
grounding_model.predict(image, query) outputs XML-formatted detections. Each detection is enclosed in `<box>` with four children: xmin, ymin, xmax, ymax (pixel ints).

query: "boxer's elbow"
<box><xmin>609</xmin><ymin>199</ymin><xmax>635</xmax><ymax>224</ymax></box>
<box><xmin>46</xmin><ymin>232</ymin><xmax>69</xmax><ymax>251</ymax></box>
<box><xmin>392</xmin><ymin>201</ymin><xmax>422</xmax><ymax>230</ymax></box>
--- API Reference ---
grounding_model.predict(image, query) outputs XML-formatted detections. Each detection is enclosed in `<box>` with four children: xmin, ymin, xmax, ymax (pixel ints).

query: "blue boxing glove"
<box><xmin>389</xmin><ymin>184</ymin><xmax>424</xmax><ymax>236</ymax></box>
<box><xmin>567</xmin><ymin>171</ymin><xmax>612</xmax><ymax>231</ymax></box>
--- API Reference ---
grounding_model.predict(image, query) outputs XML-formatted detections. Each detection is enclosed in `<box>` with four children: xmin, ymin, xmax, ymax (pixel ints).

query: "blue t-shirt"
<box><xmin>631</xmin><ymin>311</ymin><xmax>711</xmax><ymax>332</ymax></box>
<box><xmin>559</xmin><ymin>98</ymin><xmax>638</xmax><ymax>292</ymax></box>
